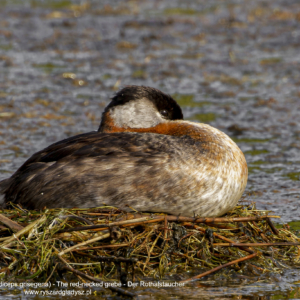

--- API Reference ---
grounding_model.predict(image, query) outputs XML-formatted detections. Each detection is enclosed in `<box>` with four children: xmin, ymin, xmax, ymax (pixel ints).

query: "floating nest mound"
<box><xmin>0</xmin><ymin>203</ymin><xmax>299</xmax><ymax>297</ymax></box>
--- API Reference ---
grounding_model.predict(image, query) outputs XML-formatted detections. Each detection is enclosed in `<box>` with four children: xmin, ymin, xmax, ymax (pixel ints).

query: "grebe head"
<box><xmin>98</xmin><ymin>86</ymin><xmax>183</xmax><ymax>132</ymax></box>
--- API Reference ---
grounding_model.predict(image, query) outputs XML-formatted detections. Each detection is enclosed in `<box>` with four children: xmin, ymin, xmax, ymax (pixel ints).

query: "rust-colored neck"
<box><xmin>98</xmin><ymin>112</ymin><xmax>200</xmax><ymax>138</ymax></box>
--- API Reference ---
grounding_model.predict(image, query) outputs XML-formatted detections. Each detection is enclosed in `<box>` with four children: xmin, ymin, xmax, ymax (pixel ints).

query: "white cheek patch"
<box><xmin>109</xmin><ymin>98</ymin><xmax>164</xmax><ymax>129</ymax></box>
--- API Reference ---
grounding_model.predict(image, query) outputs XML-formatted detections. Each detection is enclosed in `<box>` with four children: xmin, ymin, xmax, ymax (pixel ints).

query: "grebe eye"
<box><xmin>160</xmin><ymin>110</ymin><xmax>169</xmax><ymax>117</ymax></box>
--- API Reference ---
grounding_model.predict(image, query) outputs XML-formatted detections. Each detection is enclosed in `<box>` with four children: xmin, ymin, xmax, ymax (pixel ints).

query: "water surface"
<box><xmin>0</xmin><ymin>0</ymin><xmax>300</xmax><ymax>298</ymax></box>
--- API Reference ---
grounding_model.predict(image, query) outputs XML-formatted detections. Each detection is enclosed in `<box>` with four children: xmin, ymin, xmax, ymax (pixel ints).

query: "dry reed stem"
<box><xmin>165</xmin><ymin>215</ymin><xmax>279</xmax><ymax>223</ymax></box>
<box><xmin>74</xmin><ymin>243</ymin><xmax>129</xmax><ymax>251</ymax></box>
<box><xmin>186</xmin><ymin>223</ymin><xmax>254</xmax><ymax>254</ymax></box>
<box><xmin>164</xmin><ymin>216</ymin><xmax>168</xmax><ymax>240</ymax></box>
<box><xmin>58</xmin><ymin>216</ymin><xmax>165</xmax><ymax>233</ymax></box>
<box><xmin>58</xmin><ymin>232</ymin><xmax>110</xmax><ymax>256</ymax></box>
<box><xmin>266</xmin><ymin>217</ymin><xmax>279</xmax><ymax>235</ymax></box>
<box><xmin>213</xmin><ymin>242</ymin><xmax>300</xmax><ymax>247</ymax></box>
<box><xmin>181</xmin><ymin>252</ymin><xmax>258</xmax><ymax>282</ymax></box>
<box><xmin>0</xmin><ymin>213</ymin><xmax>24</xmax><ymax>232</ymax></box>
<box><xmin>0</xmin><ymin>215</ymin><xmax>46</xmax><ymax>248</ymax></box>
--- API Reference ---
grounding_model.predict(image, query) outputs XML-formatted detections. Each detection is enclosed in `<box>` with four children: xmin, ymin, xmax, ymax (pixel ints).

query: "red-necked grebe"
<box><xmin>0</xmin><ymin>86</ymin><xmax>248</xmax><ymax>217</ymax></box>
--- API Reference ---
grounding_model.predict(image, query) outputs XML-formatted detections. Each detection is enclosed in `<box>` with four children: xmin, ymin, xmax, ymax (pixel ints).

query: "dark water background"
<box><xmin>0</xmin><ymin>0</ymin><xmax>300</xmax><ymax>299</ymax></box>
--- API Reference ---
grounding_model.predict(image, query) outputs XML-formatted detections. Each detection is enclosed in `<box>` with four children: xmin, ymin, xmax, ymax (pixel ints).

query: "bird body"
<box><xmin>0</xmin><ymin>86</ymin><xmax>247</xmax><ymax>217</ymax></box>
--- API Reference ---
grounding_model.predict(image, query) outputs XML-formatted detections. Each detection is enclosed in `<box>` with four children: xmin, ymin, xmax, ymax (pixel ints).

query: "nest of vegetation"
<box><xmin>0</xmin><ymin>202</ymin><xmax>299</xmax><ymax>298</ymax></box>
